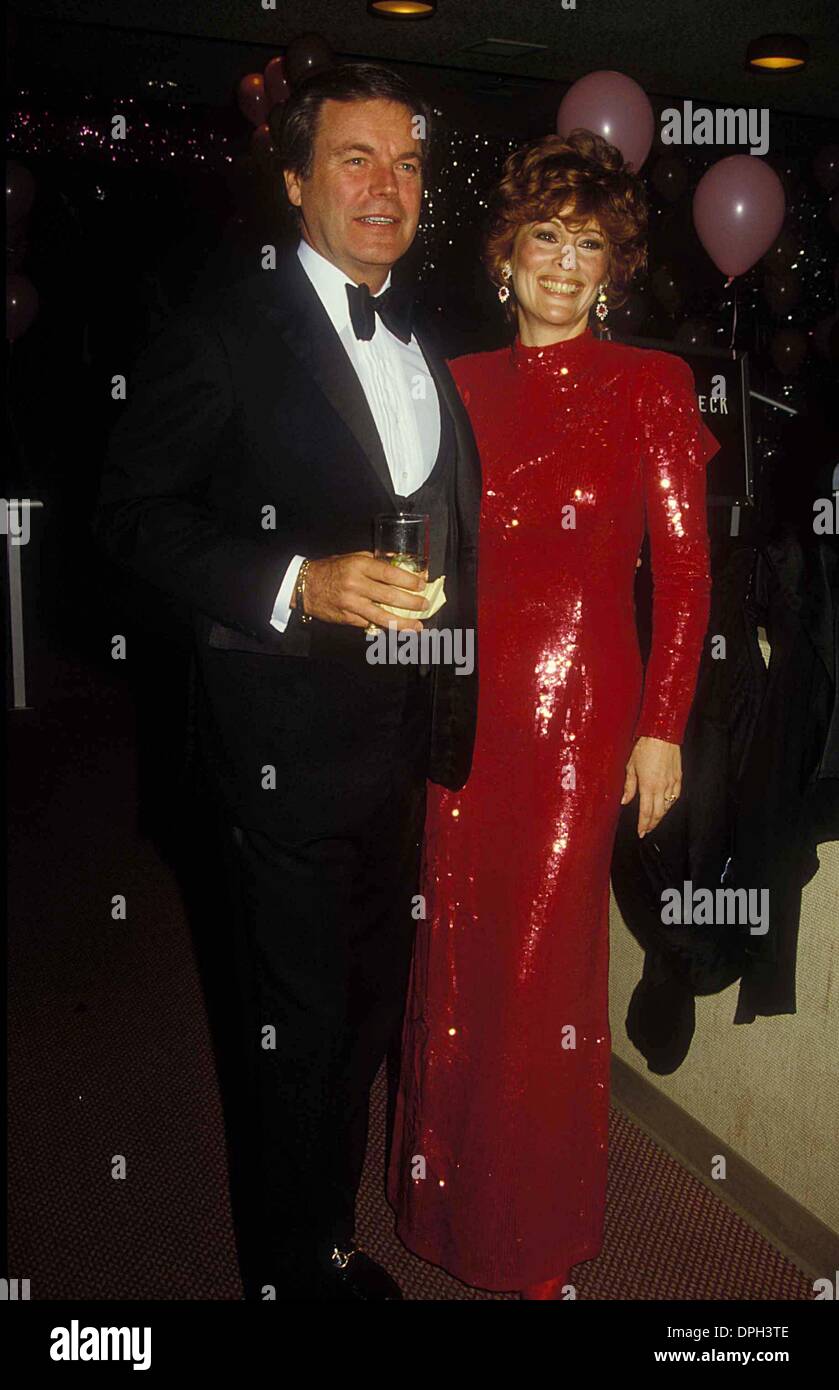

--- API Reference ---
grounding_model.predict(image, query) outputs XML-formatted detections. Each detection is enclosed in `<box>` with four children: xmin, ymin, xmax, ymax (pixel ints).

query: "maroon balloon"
<box><xmin>250</xmin><ymin>123</ymin><xmax>274</xmax><ymax>161</ymax></box>
<box><xmin>6</xmin><ymin>160</ymin><xmax>35</xmax><ymax>230</ymax></box>
<box><xmin>812</xmin><ymin>314</ymin><xmax>839</xmax><ymax>363</ymax></box>
<box><xmin>284</xmin><ymin>33</ymin><xmax>334</xmax><ymax>89</ymax></box>
<box><xmin>769</xmin><ymin>159</ymin><xmax>802</xmax><ymax>206</ymax></box>
<box><xmin>692</xmin><ymin>156</ymin><xmax>785</xmax><ymax>279</ymax></box>
<box><xmin>675</xmin><ymin>317</ymin><xmax>713</xmax><ymax>349</ymax></box>
<box><xmin>264</xmin><ymin>56</ymin><xmax>290</xmax><ymax>109</ymax></box>
<box><xmin>557</xmin><ymin>70</ymin><xmax>654</xmax><ymax>172</ymax></box>
<box><xmin>650</xmin><ymin>154</ymin><xmax>689</xmax><ymax>203</ymax></box>
<box><xmin>237</xmin><ymin>73</ymin><xmax>266</xmax><ymax>128</ymax></box>
<box><xmin>770</xmin><ymin>327</ymin><xmax>807</xmax><ymax>376</ymax></box>
<box><xmin>650</xmin><ymin>264</ymin><xmax>682</xmax><ymax>315</ymax></box>
<box><xmin>763</xmin><ymin>270</ymin><xmax>801</xmax><ymax>317</ymax></box>
<box><xmin>7</xmin><ymin>272</ymin><xmax>38</xmax><ymax>342</ymax></box>
<box><xmin>607</xmin><ymin>289</ymin><xmax>650</xmax><ymax>333</ymax></box>
<box><xmin>7</xmin><ymin>236</ymin><xmax>27</xmax><ymax>272</ymax></box>
<box><xmin>813</xmin><ymin>145</ymin><xmax>839</xmax><ymax>194</ymax></box>
<box><xmin>762</xmin><ymin>228</ymin><xmax>797</xmax><ymax>271</ymax></box>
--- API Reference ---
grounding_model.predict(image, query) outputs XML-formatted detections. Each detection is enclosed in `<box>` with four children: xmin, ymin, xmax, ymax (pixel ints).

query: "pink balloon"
<box><xmin>264</xmin><ymin>56</ymin><xmax>290</xmax><ymax>109</ymax></box>
<box><xmin>693</xmin><ymin>156</ymin><xmax>785</xmax><ymax>280</ymax></box>
<box><xmin>6</xmin><ymin>160</ymin><xmax>36</xmax><ymax>230</ymax></box>
<box><xmin>7</xmin><ymin>272</ymin><xmax>39</xmax><ymax>342</ymax></box>
<box><xmin>557</xmin><ymin>70</ymin><xmax>654</xmax><ymax>172</ymax></box>
<box><xmin>237</xmin><ymin>73</ymin><xmax>267</xmax><ymax>128</ymax></box>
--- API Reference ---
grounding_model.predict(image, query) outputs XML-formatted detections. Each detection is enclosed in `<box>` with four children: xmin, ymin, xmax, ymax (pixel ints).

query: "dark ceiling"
<box><xmin>9</xmin><ymin>0</ymin><xmax>839</xmax><ymax>126</ymax></box>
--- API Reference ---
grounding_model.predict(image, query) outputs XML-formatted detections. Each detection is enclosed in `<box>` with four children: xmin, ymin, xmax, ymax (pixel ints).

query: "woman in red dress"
<box><xmin>386</xmin><ymin>131</ymin><xmax>721</xmax><ymax>1298</ymax></box>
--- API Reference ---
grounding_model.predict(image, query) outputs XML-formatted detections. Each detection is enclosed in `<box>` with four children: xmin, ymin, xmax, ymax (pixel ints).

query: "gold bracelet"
<box><xmin>294</xmin><ymin>559</ymin><xmax>312</xmax><ymax>623</ymax></box>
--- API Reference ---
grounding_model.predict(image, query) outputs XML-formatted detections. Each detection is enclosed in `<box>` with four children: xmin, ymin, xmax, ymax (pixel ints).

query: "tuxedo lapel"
<box><xmin>264</xmin><ymin>246</ymin><xmax>395</xmax><ymax>500</ymax></box>
<box><xmin>261</xmin><ymin>246</ymin><xmax>480</xmax><ymax>536</ymax></box>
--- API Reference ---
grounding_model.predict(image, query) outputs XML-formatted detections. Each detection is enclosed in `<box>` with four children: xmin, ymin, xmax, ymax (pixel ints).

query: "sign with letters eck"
<box><xmin>608</xmin><ymin>333</ymin><xmax>754</xmax><ymax>505</ymax></box>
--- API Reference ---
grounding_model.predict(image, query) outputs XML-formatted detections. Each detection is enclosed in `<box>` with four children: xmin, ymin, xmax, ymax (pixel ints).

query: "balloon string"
<box><xmin>729</xmin><ymin>279</ymin><xmax>738</xmax><ymax>357</ymax></box>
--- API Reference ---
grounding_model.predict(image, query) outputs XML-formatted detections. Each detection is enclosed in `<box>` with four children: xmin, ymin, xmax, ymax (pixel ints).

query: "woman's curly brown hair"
<box><xmin>483</xmin><ymin>129</ymin><xmax>648</xmax><ymax>325</ymax></box>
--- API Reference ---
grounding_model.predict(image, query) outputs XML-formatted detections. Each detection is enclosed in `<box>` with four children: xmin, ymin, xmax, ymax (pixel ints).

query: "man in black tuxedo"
<box><xmin>94</xmin><ymin>61</ymin><xmax>480</xmax><ymax>1300</ymax></box>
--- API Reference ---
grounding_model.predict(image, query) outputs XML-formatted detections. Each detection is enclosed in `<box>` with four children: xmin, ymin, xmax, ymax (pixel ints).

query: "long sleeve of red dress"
<box><xmin>633</xmin><ymin>352</ymin><xmax>717</xmax><ymax>745</ymax></box>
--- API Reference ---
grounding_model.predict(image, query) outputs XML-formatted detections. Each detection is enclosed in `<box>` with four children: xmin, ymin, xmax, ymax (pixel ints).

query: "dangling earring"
<box><xmin>595</xmin><ymin>283</ymin><xmax>609</xmax><ymax>322</ymax></box>
<box><xmin>498</xmin><ymin>262</ymin><xmax>513</xmax><ymax>304</ymax></box>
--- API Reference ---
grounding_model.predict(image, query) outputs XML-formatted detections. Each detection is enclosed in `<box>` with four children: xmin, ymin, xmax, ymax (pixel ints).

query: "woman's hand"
<box><xmin>621</xmin><ymin>736</ymin><xmax>681</xmax><ymax>838</ymax></box>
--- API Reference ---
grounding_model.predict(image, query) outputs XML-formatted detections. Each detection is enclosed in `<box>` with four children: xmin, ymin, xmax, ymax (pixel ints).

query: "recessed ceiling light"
<box><xmin>368</xmin><ymin>1</ymin><xmax>437</xmax><ymax>17</ymax></box>
<box><xmin>746</xmin><ymin>34</ymin><xmax>809</xmax><ymax>71</ymax></box>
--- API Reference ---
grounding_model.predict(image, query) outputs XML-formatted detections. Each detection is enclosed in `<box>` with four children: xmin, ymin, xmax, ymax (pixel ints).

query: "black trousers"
<box><xmin>195</xmin><ymin>664</ymin><xmax>430</xmax><ymax>1298</ymax></box>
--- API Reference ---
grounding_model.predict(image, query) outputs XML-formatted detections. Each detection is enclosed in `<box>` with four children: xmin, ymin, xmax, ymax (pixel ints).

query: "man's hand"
<box><xmin>292</xmin><ymin>551</ymin><xmax>428</xmax><ymax>631</ymax></box>
<box><xmin>621</xmin><ymin>736</ymin><xmax>681</xmax><ymax>837</ymax></box>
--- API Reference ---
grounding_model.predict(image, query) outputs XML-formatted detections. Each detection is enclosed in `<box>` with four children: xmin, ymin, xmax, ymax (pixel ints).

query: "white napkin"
<box><xmin>380</xmin><ymin>573</ymin><xmax>447</xmax><ymax>620</ymax></box>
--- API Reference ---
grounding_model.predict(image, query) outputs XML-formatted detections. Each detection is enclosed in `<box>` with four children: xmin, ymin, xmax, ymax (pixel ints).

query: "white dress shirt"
<box><xmin>268</xmin><ymin>237</ymin><xmax>441</xmax><ymax>633</ymax></box>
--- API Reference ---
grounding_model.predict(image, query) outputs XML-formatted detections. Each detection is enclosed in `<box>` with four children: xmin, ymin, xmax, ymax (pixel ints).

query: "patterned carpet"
<box><xmin>7</xmin><ymin>645</ymin><xmax>814</xmax><ymax>1300</ymax></box>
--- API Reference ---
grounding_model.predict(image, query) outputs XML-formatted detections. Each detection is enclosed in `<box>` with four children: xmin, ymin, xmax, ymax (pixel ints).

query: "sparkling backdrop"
<box><xmin>8</xmin><ymin>91</ymin><xmax>838</xmax><ymax>492</ymax></box>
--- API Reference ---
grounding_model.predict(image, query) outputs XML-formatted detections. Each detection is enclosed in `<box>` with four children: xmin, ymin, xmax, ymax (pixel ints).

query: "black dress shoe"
<box><xmin>329</xmin><ymin>1247</ymin><xmax>404</xmax><ymax>1300</ymax></box>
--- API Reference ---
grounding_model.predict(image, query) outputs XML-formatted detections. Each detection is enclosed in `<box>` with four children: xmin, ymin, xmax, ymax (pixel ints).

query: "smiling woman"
<box><xmin>510</xmin><ymin>211</ymin><xmax>611</xmax><ymax>341</ymax></box>
<box><xmin>484</xmin><ymin>129</ymin><xmax>648</xmax><ymax>345</ymax></box>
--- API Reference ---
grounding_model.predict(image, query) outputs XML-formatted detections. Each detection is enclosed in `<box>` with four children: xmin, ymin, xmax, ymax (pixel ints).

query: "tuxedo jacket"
<box><xmin>94</xmin><ymin>243</ymin><xmax>481</xmax><ymax>830</ymax></box>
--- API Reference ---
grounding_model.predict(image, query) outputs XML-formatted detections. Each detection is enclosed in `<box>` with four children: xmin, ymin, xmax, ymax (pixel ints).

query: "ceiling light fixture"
<box><xmin>746</xmin><ymin>34</ymin><xmax>809</xmax><ymax>71</ymax></box>
<box><xmin>368</xmin><ymin>1</ymin><xmax>437</xmax><ymax>17</ymax></box>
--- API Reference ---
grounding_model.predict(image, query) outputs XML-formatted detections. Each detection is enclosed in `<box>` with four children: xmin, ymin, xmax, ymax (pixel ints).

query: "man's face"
<box><xmin>284</xmin><ymin>97</ymin><xmax>424</xmax><ymax>291</ymax></box>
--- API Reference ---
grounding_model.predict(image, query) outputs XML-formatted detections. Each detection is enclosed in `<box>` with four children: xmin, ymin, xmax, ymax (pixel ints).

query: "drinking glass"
<box><xmin>366</xmin><ymin>512</ymin><xmax>430</xmax><ymax>633</ymax></box>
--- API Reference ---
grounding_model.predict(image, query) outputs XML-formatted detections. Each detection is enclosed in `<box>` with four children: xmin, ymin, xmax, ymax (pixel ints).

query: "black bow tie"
<box><xmin>345</xmin><ymin>280</ymin><xmax>415</xmax><ymax>345</ymax></box>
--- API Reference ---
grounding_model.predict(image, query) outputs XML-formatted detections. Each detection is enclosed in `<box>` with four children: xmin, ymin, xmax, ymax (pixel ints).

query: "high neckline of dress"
<box><xmin>510</xmin><ymin>325</ymin><xmax>598</xmax><ymax>369</ymax></box>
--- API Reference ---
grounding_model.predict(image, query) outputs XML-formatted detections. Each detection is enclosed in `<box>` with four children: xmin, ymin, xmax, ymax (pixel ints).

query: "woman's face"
<box><xmin>510</xmin><ymin>203</ymin><xmax>610</xmax><ymax>342</ymax></box>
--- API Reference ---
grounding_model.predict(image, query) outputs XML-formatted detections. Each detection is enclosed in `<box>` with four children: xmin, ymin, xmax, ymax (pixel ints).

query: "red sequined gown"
<box><xmin>386</xmin><ymin>326</ymin><xmax>720</xmax><ymax>1291</ymax></box>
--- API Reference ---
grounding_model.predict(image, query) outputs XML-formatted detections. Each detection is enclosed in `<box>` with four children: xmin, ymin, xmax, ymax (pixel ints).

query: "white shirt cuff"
<box><xmin>270</xmin><ymin>555</ymin><xmax>306</xmax><ymax>633</ymax></box>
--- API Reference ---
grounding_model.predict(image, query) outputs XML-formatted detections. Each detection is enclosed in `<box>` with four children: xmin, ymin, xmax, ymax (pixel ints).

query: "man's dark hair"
<box><xmin>269</xmin><ymin>61</ymin><xmax>435</xmax><ymax>229</ymax></box>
